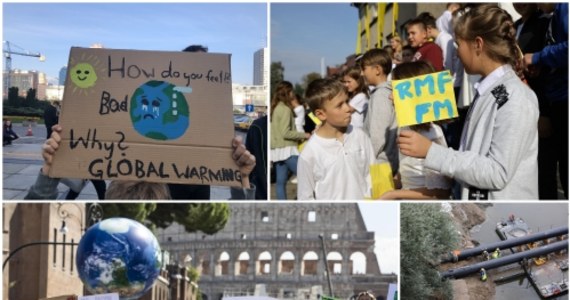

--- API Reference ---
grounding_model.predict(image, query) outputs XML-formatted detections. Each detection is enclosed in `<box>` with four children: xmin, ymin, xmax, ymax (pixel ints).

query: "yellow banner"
<box><xmin>392</xmin><ymin>70</ymin><xmax>458</xmax><ymax>127</ymax></box>
<box><xmin>370</xmin><ymin>163</ymin><xmax>394</xmax><ymax>199</ymax></box>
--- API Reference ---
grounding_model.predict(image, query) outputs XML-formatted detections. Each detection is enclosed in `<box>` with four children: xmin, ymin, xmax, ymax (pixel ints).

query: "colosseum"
<box><xmin>157</xmin><ymin>203</ymin><xmax>397</xmax><ymax>300</ymax></box>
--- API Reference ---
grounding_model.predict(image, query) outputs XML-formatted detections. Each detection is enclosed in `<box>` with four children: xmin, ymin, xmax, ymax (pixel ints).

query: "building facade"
<box><xmin>3</xmin><ymin>69</ymin><xmax>47</xmax><ymax>99</ymax></box>
<box><xmin>3</xmin><ymin>203</ymin><xmax>85</xmax><ymax>300</ymax></box>
<box><xmin>59</xmin><ymin>67</ymin><xmax>68</xmax><ymax>85</ymax></box>
<box><xmin>253</xmin><ymin>48</ymin><xmax>269</xmax><ymax>86</ymax></box>
<box><xmin>232</xmin><ymin>83</ymin><xmax>268</xmax><ymax>112</ymax></box>
<box><xmin>158</xmin><ymin>203</ymin><xmax>397</xmax><ymax>300</ymax></box>
<box><xmin>3</xmin><ymin>203</ymin><xmax>198</xmax><ymax>300</ymax></box>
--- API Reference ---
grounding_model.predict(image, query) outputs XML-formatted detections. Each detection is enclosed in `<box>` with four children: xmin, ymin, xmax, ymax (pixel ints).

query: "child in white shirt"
<box><xmin>297</xmin><ymin>78</ymin><xmax>377</xmax><ymax>200</ymax></box>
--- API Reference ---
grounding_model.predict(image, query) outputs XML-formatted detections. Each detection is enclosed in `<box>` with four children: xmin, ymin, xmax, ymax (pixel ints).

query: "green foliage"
<box><xmin>3</xmin><ymin>106</ymin><xmax>45</xmax><ymax>118</ymax></box>
<box><xmin>270</xmin><ymin>61</ymin><xmax>285</xmax><ymax>96</ymax></box>
<box><xmin>187</xmin><ymin>266</ymin><xmax>200</xmax><ymax>283</ymax></box>
<box><xmin>294</xmin><ymin>83</ymin><xmax>304</xmax><ymax>99</ymax></box>
<box><xmin>4</xmin><ymin>87</ymin><xmax>52</xmax><ymax>119</ymax></box>
<box><xmin>99</xmin><ymin>203</ymin><xmax>157</xmax><ymax>223</ymax></box>
<box><xmin>148</xmin><ymin>203</ymin><xmax>229</xmax><ymax>235</ymax></box>
<box><xmin>301</xmin><ymin>72</ymin><xmax>322</xmax><ymax>90</ymax></box>
<box><xmin>7</xmin><ymin>87</ymin><xmax>19</xmax><ymax>106</ymax></box>
<box><xmin>400</xmin><ymin>203</ymin><xmax>459</xmax><ymax>299</ymax></box>
<box><xmin>99</xmin><ymin>203</ymin><xmax>229</xmax><ymax>235</ymax></box>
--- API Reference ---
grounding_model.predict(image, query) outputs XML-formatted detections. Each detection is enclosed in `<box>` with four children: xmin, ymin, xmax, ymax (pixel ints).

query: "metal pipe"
<box><xmin>441</xmin><ymin>226</ymin><xmax>568</xmax><ymax>263</ymax></box>
<box><xmin>440</xmin><ymin>239</ymin><xmax>568</xmax><ymax>280</ymax></box>
<box><xmin>319</xmin><ymin>234</ymin><xmax>334</xmax><ymax>297</ymax></box>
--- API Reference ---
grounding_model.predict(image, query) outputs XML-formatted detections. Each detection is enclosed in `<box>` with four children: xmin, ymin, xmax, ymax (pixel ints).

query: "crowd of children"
<box><xmin>270</xmin><ymin>3</ymin><xmax>567</xmax><ymax>200</ymax></box>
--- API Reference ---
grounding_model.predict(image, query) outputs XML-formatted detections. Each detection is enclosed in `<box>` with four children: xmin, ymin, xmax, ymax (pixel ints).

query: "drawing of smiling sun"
<box><xmin>68</xmin><ymin>53</ymin><xmax>106</xmax><ymax>96</ymax></box>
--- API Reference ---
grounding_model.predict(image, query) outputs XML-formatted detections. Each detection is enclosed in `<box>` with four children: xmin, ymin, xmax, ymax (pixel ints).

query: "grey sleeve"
<box><xmin>365</xmin><ymin>88</ymin><xmax>399</xmax><ymax>172</ymax></box>
<box><xmin>230</xmin><ymin>184</ymin><xmax>256</xmax><ymax>200</ymax></box>
<box><xmin>425</xmin><ymin>100</ymin><xmax>537</xmax><ymax>190</ymax></box>
<box><xmin>24</xmin><ymin>171</ymin><xmax>61</xmax><ymax>200</ymax></box>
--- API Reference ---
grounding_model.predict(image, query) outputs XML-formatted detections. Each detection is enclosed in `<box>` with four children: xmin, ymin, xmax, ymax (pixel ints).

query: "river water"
<box><xmin>469</xmin><ymin>203</ymin><xmax>568</xmax><ymax>300</ymax></box>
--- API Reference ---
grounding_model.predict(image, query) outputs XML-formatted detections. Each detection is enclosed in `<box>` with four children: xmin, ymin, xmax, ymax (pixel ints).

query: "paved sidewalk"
<box><xmin>3</xmin><ymin>124</ymin><xmax>231</xmax><ymax>200</ymax></box>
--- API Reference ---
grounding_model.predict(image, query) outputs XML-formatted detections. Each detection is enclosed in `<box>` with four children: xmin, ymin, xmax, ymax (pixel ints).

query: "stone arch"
<box><xmin>196</xmin><ymin>251</ymin><xmax>211</xmax><ymax>276</ymax></box>
<box><xmin>235</xmin><ymin>251</ymin><xmax>250</xmax><ymax>276</ymax></box>
<box><xmin>215</xmin><ymin>251</ymin><xmax>231</xmax><ymax>276</ymax></box>
<box><xmin>182</xmin><ymin>253</ymin><xmax>193</xmax><ymax>267</ymax></box>
<box><xmin>257</xmin><ymin>251</ymin><xmax>272</xmax><ymax>275</ymax></box>
<box><xmin>278</xmin><ymin>251</ymin><xmax>295</xmax><ymax>275</ymax></box>
<box><xmin>301</xmin><ymin>251</ymin><xmax>319</xmax><ymax>275</ymax></box>
<box><xmin>327</xmin><ymin>251</ymin><xmax>343</xmax><ymax>274</ymax></box>
<box><xmin>350</xmin><ymin>251</ymin><xmax>367</xmax><ymax>275</ymax></box>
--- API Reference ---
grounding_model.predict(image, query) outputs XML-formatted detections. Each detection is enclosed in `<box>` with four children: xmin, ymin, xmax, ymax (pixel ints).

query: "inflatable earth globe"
<box><xmin>76</xmin><ymin>218</ymin><xmax>161</xmax><ymax>300</ymax></box>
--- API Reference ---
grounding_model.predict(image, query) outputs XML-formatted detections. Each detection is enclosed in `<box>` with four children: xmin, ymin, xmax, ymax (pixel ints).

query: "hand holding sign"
<box><xmin>398</xmin><ymin>129</ymin><xmax>432</xmax><ymax>158</ymax></box>
<box><xmin>50</xmin><ymin>48</ymin><xmax>242</xmax><ymax>187</ymax></box>
<box><xmin>392</xmin><ymin>70</ymin><xmax>458</xmax><ymax>127</ymax></box>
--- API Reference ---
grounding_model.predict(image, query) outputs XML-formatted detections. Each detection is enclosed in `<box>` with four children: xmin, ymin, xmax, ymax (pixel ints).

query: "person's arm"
<box><xmin>526</xmin><ymin>41</ymin><xmax>569</xmax><ymax>68</ymax></box>
<box><xmin>365</xmin><ymin>87</ymin><xmax>397</xmax><ymax>166</ymax></box>
<box><xmin>231</xmin><ymin>136</ymin><xmax>255</xmax><ymax>189</ymax></box>
<box><xmin>400</xmin><ymin>94</ymin><xmax>538</xmax><ymax>190</ymax></box>
<box><xmin>297</xmin><ymin>155</ymin><xmax>316</xmax><ymax>200</ymax></box>
<box><xmin>275</xmin><ymin>106</ymin><xmax>308</xmax><ymax>141</ymax></box>
<box><xmin>24</xmin><ymin>124</ymin><xmax>63</xmax><ymax>199</ymax></box>
<box><xmin>380</xmin><ymin>187</ymin><xmax>450</xmax><ymax>200</ymax></box>
<box><xmin>230</xmin><ymin>183</ymin><xmax>256</xmax><ymax>200</ymax></box>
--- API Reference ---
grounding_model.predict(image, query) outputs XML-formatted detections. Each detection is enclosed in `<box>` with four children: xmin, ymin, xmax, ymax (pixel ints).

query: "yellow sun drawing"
<box><xmin>68</xmin><ymin>53</ymin><xmax>107</xmax><ymax>96</ymax></box>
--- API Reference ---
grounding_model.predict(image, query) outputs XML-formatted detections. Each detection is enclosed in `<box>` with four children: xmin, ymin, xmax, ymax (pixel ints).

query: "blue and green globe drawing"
<box><xmin>130</xmin><ymin>80</ymin><xmax>190</xmax><ymax>140</ymax></box>
<box><xmin>76</xmin><ymin>218</ymin><xmax>161</xmax><ymax>299</ymax></box>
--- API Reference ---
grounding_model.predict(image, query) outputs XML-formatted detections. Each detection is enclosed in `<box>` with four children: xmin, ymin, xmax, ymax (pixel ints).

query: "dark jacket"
<box><xmin>246</xmin><ymin>116</ymin><xmax>267</xmax><ymax>199</ymax></box>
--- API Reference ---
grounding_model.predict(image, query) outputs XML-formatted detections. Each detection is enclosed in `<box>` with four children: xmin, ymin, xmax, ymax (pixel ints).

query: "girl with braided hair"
<box><xmin>397</xmin><ymin>4</ymin><xmax>539</xmax><ymax>200</ymax></box>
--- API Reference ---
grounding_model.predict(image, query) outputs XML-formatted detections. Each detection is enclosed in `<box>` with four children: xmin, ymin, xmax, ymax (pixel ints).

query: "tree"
<box><xmin>301</xmin><ymin>72</ymin><xmax>322</xmax><ymax>90</ymax></box>
<box><xmin>7</xmin><ymin>87</ymin><xmax>19</xmax><ymax>107</ymax></box>
<box><xmin>97</xmin><ymin>203</ymin><xmax>230</xmax><ymax>235</ymax></box>
<box><xmin>24</xmin><ymin>88</ymin><xmax>37</xmax><ymax>107</ymax></box>
<box><xmin>294</xmin><ymin>83</ymin><xmax>304</xmax><ymax>99</ymax></box>
<box><xmin>400</xmin><ymin>203</ymin><xmax>459</xmax><ymax>299</ymax></box>
<box><xmin>271</xmin><ymin>61</ymin><xmax>285</xmax><ymax>96</ymax></box>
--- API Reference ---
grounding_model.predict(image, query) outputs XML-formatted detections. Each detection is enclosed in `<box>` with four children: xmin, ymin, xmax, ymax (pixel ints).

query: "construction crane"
<box><xmin>3</xmin><ymin>41</ymin><xmax>45</xmax><ymax>90</ymax></box>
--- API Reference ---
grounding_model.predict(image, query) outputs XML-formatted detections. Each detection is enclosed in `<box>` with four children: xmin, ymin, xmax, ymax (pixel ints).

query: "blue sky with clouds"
<box><xmin>271</xmin><ymin>3</ymin><xmax>357</xmax><ymax>85</ymax></box>
<box><xmin>3</xmin><ymin>3</ymin><xmax>267</xmax><ymax>85</ymax></box>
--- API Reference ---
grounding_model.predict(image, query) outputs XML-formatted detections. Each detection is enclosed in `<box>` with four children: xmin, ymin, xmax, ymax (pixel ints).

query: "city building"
<box><xmin>45</xmin><ymin>85</ymin><xmax>65</xmax><ymax>101</ymax></box>
<box><xmin>3</xmin><ymin>69</ymin><xmax>47</xmax><ymax>99</ymax></box>
<box><xmin>3</xmin><ymin>203</ymin><xmax>85</xmax><ymax>300</ymax></box>
<box><xmin>59</xmin><ymin>67</ymin><xmax>68</xmax><ymax>85</ymax></box>
<box><xmin>232</xmin><ymin>83</ymin><xmax>268</xmax><ymax>113</ymax></box>
<box><xmin>253</xmin><ymin>48</ymin><xmax>269</xmax><ymax>86</ymax></box>
<box><xmin>158</xmin><ymin>203</ymin><xmax>397</xmax><ymax>300</ymax></box>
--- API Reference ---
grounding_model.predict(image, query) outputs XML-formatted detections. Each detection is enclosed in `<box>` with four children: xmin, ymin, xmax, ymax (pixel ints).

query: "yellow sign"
<box><xmin>370</xmin><ymin>163</ymin><xmax>394</xmax><ymax>199</ymax></box>
<box><xmin>392</xmin><ymin>70</ymin><xmax>458</xmax><ymax>127</ymax></box>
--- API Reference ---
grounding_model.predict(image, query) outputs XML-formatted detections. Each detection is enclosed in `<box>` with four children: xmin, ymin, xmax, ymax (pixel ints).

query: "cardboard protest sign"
<box><xmin>49</xmin><ymin>47</ymin><xmax>242</xmax><ymax>187</ymax></box>
<box><xmin>392</xmin><ymin>70</ymin><xmax>458</xmax><ymax>127</ymax></box>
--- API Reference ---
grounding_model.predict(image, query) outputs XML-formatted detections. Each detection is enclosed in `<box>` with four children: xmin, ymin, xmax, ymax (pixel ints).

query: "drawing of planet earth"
<box><xmin>130</xmin><ymin>80</ymin><xmax>190</xmax><ymax>140</ymax></box>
